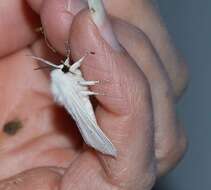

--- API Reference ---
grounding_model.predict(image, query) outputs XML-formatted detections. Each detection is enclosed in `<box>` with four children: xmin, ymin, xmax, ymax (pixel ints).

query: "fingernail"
<box><xmin>87</xmin><ymin>0</ymin><xmax>121</xmax><ymax>51</ymax></box>
<box><xmin>66</xmin><ymin>0</ymin><xmax>87</xmax><ymax>15</ymax></box>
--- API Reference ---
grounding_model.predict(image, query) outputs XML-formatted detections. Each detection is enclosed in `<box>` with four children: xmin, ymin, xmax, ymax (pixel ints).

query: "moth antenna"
<box><xmin>81</xmin><ymin>51</ymin><xmax>95</xmax><ymax>61</ymax></box>
<box><xmin>64</xmin><ymin>41</ymin><xmax>71</xmax><ymax>57</ymax></box>
<box><xmin>44</xmin><ymin>35</ymin><xmax>57</xmax><ymax>53</ymax></box>
<box><xmin>35</xmin><ymin>26</ymin><xmax>57</xmax><ymax>53</ymax></box>
<box><xmin>34</xmin><ymin>66</ymin><xmax>52</xmax><ymax>71</ymax></box>
<box><xmin>29</xmin><ymin>55</ymin><xmax>62</xmax><ymax>69</ymax></box>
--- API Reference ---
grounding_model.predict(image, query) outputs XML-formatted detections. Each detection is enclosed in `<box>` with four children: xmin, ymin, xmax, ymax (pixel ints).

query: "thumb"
<box><xmin>69</xmin><ymin>1</ymin><xmax>155</xmax><ymax>188</ymax></box>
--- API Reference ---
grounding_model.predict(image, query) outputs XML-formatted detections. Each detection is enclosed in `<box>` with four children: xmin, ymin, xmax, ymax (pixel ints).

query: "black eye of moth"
<box><xmin>62</xmin><ymin>65</ymin><xmax>70</xmax><ymax>73</ymax></box>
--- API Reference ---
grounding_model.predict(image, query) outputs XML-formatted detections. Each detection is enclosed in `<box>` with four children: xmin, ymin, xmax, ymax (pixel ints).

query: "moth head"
<box><xmin>61</xmin><ymin>64</ymin><xmax>70</xmax><ymax>73</ymax></box>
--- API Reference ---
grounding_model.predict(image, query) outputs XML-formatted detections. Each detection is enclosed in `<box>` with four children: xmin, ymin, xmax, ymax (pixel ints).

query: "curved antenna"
<box><xmin>30</xmin><ymin>55</ymin><xmax>62</xmax><ymax>69</ymax></box>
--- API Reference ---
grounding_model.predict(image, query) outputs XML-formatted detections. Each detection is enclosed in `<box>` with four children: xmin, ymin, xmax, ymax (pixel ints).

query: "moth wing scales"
<box><xmin>51</xmin><ymin>69</ymin><xmax>117</xmax><ymax>157</ymax></box>
<box><xmin>67</xmin><ymin>99</ymin><xmax>117</xmax><ymax>157</ymax></box>
<box><xmin>65</xmin><ymin>90</ymin><xmax>117</xmax><ymax>157</ymax></box>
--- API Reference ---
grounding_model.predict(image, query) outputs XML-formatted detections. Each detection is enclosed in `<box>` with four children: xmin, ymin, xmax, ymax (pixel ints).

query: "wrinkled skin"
<box><xmin>0</xmin><ymin>0</ymin><xmax>188</xmax><ymax>189</ymax></box>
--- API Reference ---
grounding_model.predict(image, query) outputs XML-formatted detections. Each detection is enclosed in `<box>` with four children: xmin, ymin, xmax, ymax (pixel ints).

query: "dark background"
<box><xmin>154</xmin><ymin>0</ymin><xmax>211</xmax><ymax>189</ymax></box>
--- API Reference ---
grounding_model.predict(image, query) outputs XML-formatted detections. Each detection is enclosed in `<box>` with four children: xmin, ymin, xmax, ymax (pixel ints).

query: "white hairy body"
<box><xmin>31</xmin><ymin>55</ymin><xmax>117</xmax><ymax>157</ymax></box>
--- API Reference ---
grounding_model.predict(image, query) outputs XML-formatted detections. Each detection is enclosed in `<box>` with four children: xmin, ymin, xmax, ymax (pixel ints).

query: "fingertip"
<box><xmin>40</xmin><ymin>0</ymin><xmax>74</xmax><ymax>54</ymax></box>
<box><xmin>26</xmin><ymin>0</ymin><xmax>43</xmax><ymax>13</ymax></box>
<box><xmin>35</xmin><ymin>0</ymin><xmax>88</xmax><ymax>54</ymax></box>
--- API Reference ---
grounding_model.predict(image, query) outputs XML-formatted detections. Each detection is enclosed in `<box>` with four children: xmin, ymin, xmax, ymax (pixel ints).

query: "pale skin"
<box><xmin>0</xmin><ymin>0</ymin><xmax>188</xmax><ymax>189</ymax></box>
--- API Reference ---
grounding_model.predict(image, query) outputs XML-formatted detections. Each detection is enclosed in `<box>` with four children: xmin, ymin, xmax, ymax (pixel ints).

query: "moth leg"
<box><xmin>79</xmin><ymin>81</ymin><xmax>100</xmax><ymax>86</ymax></box>
<box><xmin>72</xmin><ymin>69</ymin><xmax>82</xmax><ymax>76</ymax></box>
<box><xmin>80</xmin><ymin>91</ymin><xmax>100</xmax><ymax>96</ymax></box>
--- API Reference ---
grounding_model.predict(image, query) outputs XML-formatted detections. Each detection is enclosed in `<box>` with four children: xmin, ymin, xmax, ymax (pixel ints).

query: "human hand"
<box><xmin>0</xmin><ymin>0</ymin><xmax>188</xmax><ymax>189</ymax></box>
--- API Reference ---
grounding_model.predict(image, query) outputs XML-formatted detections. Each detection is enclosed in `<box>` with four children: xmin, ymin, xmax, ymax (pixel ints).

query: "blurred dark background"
<box><xmin>153</xmin><ymin>0</ymin><xmax>211</xmax><ymax>189</ymax></box>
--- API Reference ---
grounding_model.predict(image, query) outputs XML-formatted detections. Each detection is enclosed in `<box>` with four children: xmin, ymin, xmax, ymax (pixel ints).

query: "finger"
<box><xmin>104</xmin><ymin>0</ymin><xmax>189</xmax><ymax>98</ymax></box>
<box><xmin>26</xmin><ymin>0</ymin><xmax>43</xmax><ymax>13</ymax></box>
<box><xmin>0</xmin><ymin>167</ymin><xmax>64</xmax><ymax>190</ymax></box>
<box><xmin>35</xmin><ymin>0</ymin><xmax>87</xmax><ymax>54</ymax></box>
<box><xmin>27</xmin><ymin>0</ymin><xmax>87</xmax><ymax>14</ymax></box>
<box><xmin>63</xmin><ymin>5</ymin><xmax>155</xmax><ymax>190</ymax></box>
<box><xmin>28</xmin><ymin>0</ymin><xmax>188</xmax><ymax>97</ymax></box>
<box><xmin>112</xmin><ymin>19</ymin><xmax>187</xmax><ymax>176</ymax></box>
<box><xmin>0</xmin><ymin>0</ymin><xmax>39</xmax><ymax>58</ymax></box>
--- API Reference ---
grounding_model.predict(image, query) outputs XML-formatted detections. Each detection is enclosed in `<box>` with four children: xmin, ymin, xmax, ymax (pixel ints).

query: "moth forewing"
<box><xmin>51</xmin><ymin>68</ymin><xmax>117</xmax><ymax>157</ymax></box>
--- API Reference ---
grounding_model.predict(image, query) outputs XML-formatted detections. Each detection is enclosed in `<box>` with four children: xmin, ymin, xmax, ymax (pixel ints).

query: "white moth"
<box><xmin>31</xmin><ymin>54</ymin><xmax>117</xmax><ymax>157</ymax></box>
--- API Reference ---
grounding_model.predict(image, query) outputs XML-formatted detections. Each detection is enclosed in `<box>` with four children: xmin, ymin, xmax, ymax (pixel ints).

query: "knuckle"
<box><xmin>119</xmin><ymin>169</ymin><xmax>156</xmax><ymax>190</ymax></box>
<box><xmin>104</xmin><ymin>162</ymin><xmax>156</xmax><ymax>190</ymax></box>
<box><xmin>138</xmin><ymin>170</ymin><xmax>156</xmax><ymax>190</ymax></box>
<box><xmin>156</xmin><ymin>130</ymin><xmax>188</xmax><ymax>176</ymax></box>
<box><xmin>125</xmin><ymin>163</ymin><xmax>157</xmax><ymax>190</ymax></box>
